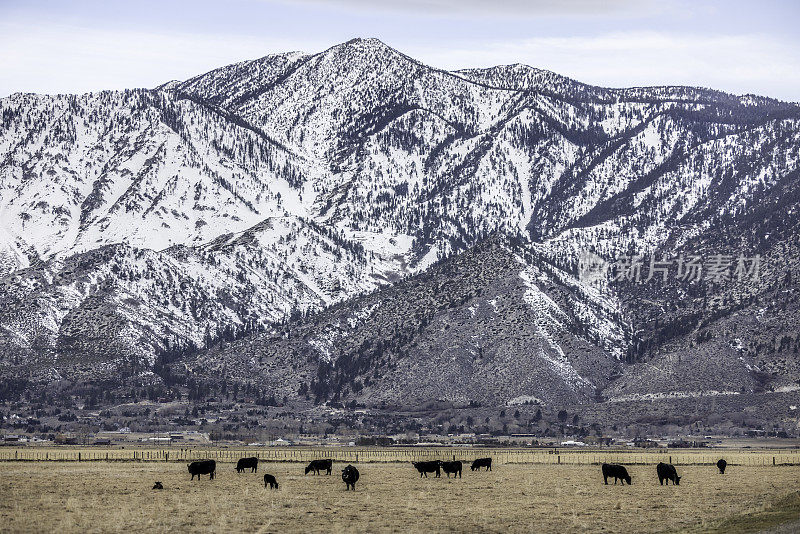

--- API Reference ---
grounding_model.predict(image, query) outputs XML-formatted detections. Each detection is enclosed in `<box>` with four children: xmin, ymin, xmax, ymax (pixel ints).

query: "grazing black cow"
<box><xmin>152</xmin><ymin>481</ymin><xmax>163</xmax><ymax>490</ymax></box>
<box><xmin>440</xmin><ymin>461</ymin><xmax>462</xmax><ymax>478</ymax></box>
<box><xmin>471</xmin><ymin>458</ymin><xmax>492</xmax><ymax>471</ymax></box>
<box><xmin>263</xmin><ymin>474</ymin><xmax>279</xmax><ymax>489</ymax></box>
<box><xmin>717</xmin><ymin>459</ymin><xmax>727</xmax><ymax>474</ymax></box>
<box><xmin>656</xmin><ymin>462</ymin><xmax>681</xmax><ymax>485</ymax></box>
<box><xmin>236</xmin><ymin>457</ymin><xmax>259</xmax><ymax>473</ymax></box>
<box><xmin>305</xmin><ymin>459</ymin><xmax>333</xmax><ymax>475</ymax></box>
<box><xmin>342</xmin><ymin>465</ymin><xmax>360</xmax><ymax>491</ymax></box>
<box><xmin>412</xmin><ymin>461</ymin><xmax>441</xmax><ymax>478</ymax></box>
<box><xmin>188</xmin><ymin>460</ymin><xmax>216</xmax><ymax>480</ymax></box>
<box><xmin>601</xmin><ymin>463</ymin><xmax>631</xmax><ymax>485</ymax></box>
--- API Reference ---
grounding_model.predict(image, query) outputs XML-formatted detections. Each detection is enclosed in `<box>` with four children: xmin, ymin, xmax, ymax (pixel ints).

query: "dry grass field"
<box><xmin>1</xmin><ymin>460</ymin><xmax>799</xmax><ymax>533</ymax></box>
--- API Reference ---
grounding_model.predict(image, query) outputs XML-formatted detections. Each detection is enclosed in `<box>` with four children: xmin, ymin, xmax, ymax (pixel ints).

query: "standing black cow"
<box><xmin>656</xmin><ymin>462</ymin><xmax>681</xmax><ymax>485</ymax></box>
<box><xmin>471</xmin><ymin>458</ymin><xmax>492</xmax><ymax>471</ymax></box>
<box><xmin>342</xmin><ymin>465</ymin><xmax>360</xmax><ymax>491</ymax></box>
<box><xmin>412</xmin><ymin>461</ymin><xmax>441</xmax><ymax>478</ymax></box>
<box><xmin>717</xmin><ymin>459</ymin><xmax>727</xmax><ymax>474</ymax></box>
<box><xmin>263</xmin><ymin>474</ymin><xmax>279</xmax><ymax>489</ymax></box>
<box><xmin>601</xmin><ymin>463</ymin><xmax>631</xmax><ymax>485</ymax></box>
<box><xmin>305</xmin><ymin>459</ymin><xmax>333</xmax><ymax>475</ymax></box>
<box><xmin>440</xmin><ymin>461</ymin><xmax>462</xmax><ymax>478</ymax></box>
<box><xmin>188</xmin><ymin>460</ymin><xmax>216</xmax><ymax>480</ymax></box>
<box><xmin>236</xmin><ymin>457</ymin><xmax>259</xmax><ymax>473</ymax></box>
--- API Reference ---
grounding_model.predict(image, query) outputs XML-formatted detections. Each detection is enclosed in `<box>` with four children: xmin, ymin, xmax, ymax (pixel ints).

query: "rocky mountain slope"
<box><xmin>2</xmin><ymin>38</ymin><xmax>799</xmax><ymax>416</ymax></box>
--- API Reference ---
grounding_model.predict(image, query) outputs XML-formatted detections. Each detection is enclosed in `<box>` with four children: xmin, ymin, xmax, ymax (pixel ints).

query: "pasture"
<box><xmin>1</xmin><ymin>458</ymin><xmax>799</xmax><ymax>533</ymax></box>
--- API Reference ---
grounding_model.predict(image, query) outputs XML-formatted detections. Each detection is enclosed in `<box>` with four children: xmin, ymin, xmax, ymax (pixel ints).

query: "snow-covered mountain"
<box><xmin>2</xmin><ymin>38</ymin><xmax>799</xmax><ymax>409</ymax></box>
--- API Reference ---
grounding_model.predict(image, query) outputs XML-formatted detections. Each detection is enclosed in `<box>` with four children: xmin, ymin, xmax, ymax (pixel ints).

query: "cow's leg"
<box><xmin>603</xmin><ymin>475</ymin><xmax>608</xmax><ymax>485</ymax></box>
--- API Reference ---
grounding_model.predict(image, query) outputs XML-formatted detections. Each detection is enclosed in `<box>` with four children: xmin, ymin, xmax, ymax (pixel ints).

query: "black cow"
<box><xmin>601</xmin><ymin>463</ymin><xmax>631</xmax><ymax>485</ymax></box>
<box><xmin>656</xmin><ymin>462</ymin><xmax>681</xmax><ymax>485</ymax></box>
<box><xmin>305</xmin><ymin>459</ymin><xmax>333</xmax><ymax>475</ymax></box>
<box><xmin>342</xmin><ymin>465</ymin><xmax>360</xmax><ymax>491</ymax></box>
<box><xmin>717</xmin><ymin>459</ymin><xmax>727</xmax><ymax>474</ymax></box>
<box><xmin>263</xmin><ymin>474</ymin><xmax>279</xmax><ymax>489</ymax></box>
<box><xmin>441</xmin><ymin>461</ymin><xmax>462</xmax><ymax>478</ymax></box>
<box><xmin>236</xmin><ymin>457</ymin><xmax>258</xmax><ymax>473</ymax></box>
<box><xmin>152</xmin><ymin>481</ymin><xmax>163</xmax><ymax>490</ymax></box>
<box><xmin>188</xmin><ymin>460</ymin><xmax>216</xmax><ymax>480</ymax></box>
<box><xmin>413</xmin><ymin>461</ymin><xmax>441</xmax><ymax>478</ymax></box>
<box><xmin>471</xmin><ymin>458</ymin><xmax>492</xmax><ymax>471</ymax></box>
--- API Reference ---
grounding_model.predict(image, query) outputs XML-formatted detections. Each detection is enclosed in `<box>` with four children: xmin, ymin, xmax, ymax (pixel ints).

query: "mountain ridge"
<box><xmin>1</xmin><ymin>39</ymin><xmax>799</xmax><ymax>431</ymax></box>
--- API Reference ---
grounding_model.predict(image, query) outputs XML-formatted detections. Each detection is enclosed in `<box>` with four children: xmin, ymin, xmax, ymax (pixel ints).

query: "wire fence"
<box><xmin>1</xmin><ymin>447</ymin><xmax>798</xmax><ymax>466</ymax></box>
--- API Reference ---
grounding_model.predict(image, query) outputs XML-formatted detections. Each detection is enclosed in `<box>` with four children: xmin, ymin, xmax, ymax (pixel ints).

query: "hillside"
<box><xmin>1</xmin><ymin>39</ymin><xmax>799</xmax><ymax>426</ymax></box>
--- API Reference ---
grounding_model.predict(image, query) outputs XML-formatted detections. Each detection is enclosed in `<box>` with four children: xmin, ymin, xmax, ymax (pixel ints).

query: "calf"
<box><xmin>471</xmin><ymin>458</ymin><xmax>492</xmax><ymax>471</ymax></box>
<box><xmin>263</xmin><ymin>474</ymin><xmax>279</xmax><ymax>489</ymax></box>
<box><xmin>656</xmin><ymin>462</ymin><xmax>681</xmax><ymax>485</ymax></box>
<box><xmin>601</xmin><ymin>463</ymin><xmax>631</xmax><ymax>485</ymax></box>
<box><xmin>236</xmin><ymin>457</ymin><xmax>258</xmax><ymax>473</ymax></box>
<box><xmin>440</xmin><ymin>461</ymin><xmax>462</xmax><ymax>479</ymax></box>
<box><xmin>152</xmin><ymin>481</ymin><xmax>163</xmax><ymax>490</ymax></box>
<box><xmin>412</xmin><ymin>461</ymin><xmax>441</xmax><ymax>478</ymax></box>
<box><xmin>188</xmin><ymin>460</ymin><xmax>216</xmax><ymax>481</ymax></box>
<box><xmin>717</xmin><ymin>459</ymin><xmax>727</xmax><ymax>474</ymax></box>
<box><xmin>305</xmin><ymin>459</ymin><xmax>333</xmax><ymax>475</ymax></box>
<box><xmin>341</xmin><ymin>465</ymin><xmax>360</xmax><ymax>491</ymax></box>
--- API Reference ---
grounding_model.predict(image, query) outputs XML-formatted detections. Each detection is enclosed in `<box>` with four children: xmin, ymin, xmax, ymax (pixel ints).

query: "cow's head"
<box><xmin>675</xmin><ymin>476</ymin><xmax>681</xmax><ymax>485</ymax></box>
<box><xmin>304</xmin><ymin>464</ymin><xmax>313</xmax><ymax>474</ymax></box>
<box><xmin>625</xmin><ymin>475</ymin><xmax>632</xmax><ymax>485</ymax></box>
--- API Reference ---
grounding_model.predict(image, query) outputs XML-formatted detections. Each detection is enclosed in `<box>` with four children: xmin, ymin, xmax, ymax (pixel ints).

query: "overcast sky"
<box><xmin>1</xmin><ymin>0</ymin><xmax>798</xmax><ymax>101</ymax></box>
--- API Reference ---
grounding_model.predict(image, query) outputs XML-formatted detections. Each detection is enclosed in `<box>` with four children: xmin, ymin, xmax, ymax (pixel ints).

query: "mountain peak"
<box><xmin>342</xmin><ymin>37</ymin><xmax>390</xmax><ymax>48</ymax></box>
<box><xmin>323</xmin><ymin>37</ymin><xmax>412</xmax><ymax>63</ymax></box>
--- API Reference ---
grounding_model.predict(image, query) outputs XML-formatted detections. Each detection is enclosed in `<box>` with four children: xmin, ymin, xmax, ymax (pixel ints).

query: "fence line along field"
<box><xmin>1</xmin><ymin>459</ymin><xmax>799</xmax><ymax>533</ymax></box>
<box><xmin>1</xmin><ymin>446</ymin><xmax>799</xmax><ymax>466</ymax></box>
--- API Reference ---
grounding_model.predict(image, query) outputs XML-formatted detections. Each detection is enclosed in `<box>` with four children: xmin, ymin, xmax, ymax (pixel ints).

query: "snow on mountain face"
<box><xmin>2</xmin><ymin>38</ymin><xmax>800</xmax><ymax>402</ymax></box>
<box><xmin>0</xmin><ymin>214</ymin><xmax>397</xmax><ymax>383</ymax></box>
<box><xmin>0</xmin><ymin>90</ymin><xmax>318</xmax><ymax>272</ymax></box>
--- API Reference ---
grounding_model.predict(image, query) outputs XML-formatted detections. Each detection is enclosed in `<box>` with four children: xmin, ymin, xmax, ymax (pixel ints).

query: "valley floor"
<box><xmin>0</xmin><ymin>461</ymin><xmax>798</xmax><ymax>533</ymax></box>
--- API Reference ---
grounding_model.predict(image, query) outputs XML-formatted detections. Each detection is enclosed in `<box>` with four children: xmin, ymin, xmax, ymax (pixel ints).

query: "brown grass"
<box><xmin>0</xmin><ymin>461</ymin><xmax>798</xmax><ymax>533</ymax></box>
